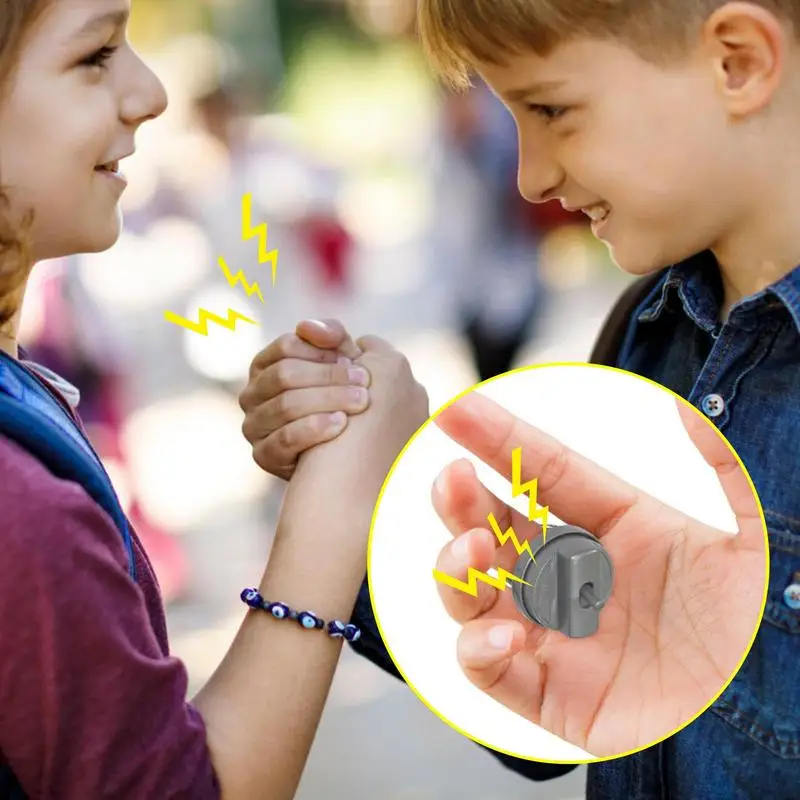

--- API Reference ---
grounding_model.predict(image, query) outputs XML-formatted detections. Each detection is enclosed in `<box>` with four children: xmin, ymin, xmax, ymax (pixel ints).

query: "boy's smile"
<box><xmin>0</xmin><ymin>0</ymin><xmax>167</xmax><ymax>262</ymax></box>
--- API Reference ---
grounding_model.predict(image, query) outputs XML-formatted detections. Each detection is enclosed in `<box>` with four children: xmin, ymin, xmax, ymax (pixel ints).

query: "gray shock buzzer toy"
<box><xmin>511</xmin><ymin>525</ymin><xmax>614</xmax><ymax>638</ymax></box>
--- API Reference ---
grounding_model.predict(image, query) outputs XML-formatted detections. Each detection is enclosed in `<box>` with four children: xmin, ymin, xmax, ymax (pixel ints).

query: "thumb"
<box><xmin>456</xmin><ymin>619</ymin><xmax>526</xmax><ymax>692</ymax></box>
<box><xmin>675</xmin><ymin>398</ymin><xmax>763</xmax><ymax>548</ymax></box>
<box><xmin>295</xmin><ymin>318</ymin><xmax>361</xmax><ymax>359</ymax></box>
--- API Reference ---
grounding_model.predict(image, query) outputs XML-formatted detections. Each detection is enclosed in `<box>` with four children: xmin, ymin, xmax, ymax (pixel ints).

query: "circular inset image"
<box><xmin>367</xmin><ymin>363</ymin><xmax>768</xmax><ymax>763</ymax></box>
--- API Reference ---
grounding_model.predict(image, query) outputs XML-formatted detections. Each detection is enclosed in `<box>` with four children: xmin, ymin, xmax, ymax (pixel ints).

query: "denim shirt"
<box><xmin>350</xmin><ymin>251</ymin><xmax>800</xmax><ymax>799</ymax></box>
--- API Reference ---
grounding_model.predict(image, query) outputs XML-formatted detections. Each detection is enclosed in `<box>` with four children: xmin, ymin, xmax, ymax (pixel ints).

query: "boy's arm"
<box><xmin>347</xmin><ymin>575</ymin><xmax>578</xmax><ymax>781</ymax></box>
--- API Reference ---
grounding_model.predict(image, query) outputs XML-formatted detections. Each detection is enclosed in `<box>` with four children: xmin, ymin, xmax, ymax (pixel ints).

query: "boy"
<box><xmin>239</xmin><ymin>1</ymin><xmax>800</xmax><ymax>797</ymax></box>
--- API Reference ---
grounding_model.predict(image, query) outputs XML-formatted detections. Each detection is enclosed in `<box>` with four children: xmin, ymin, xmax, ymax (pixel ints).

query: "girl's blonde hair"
<box><xmin>417</xmin><ymin>0</ymin><xmax>799</xmax><ymax>90</ymax></box>
<box><xmin>0</xmin><ymin>0</ymin><xmax>51</xmax><ymax>330</ymax></box>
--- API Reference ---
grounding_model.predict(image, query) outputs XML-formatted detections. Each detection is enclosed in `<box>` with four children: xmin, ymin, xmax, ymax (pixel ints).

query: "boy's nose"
<box><xmin>121</xmin><ymin>53</ymin><xmax>169</xmax><ymax>127</ymax></box>
<box><xmin>517</xmin><ymin>145</ymin><xmax>565</xmax><ymax>204</ymax></box>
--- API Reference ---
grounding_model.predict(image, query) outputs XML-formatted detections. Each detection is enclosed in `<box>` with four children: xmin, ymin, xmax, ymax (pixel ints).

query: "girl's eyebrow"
<box><xmin>72</xmin><ymin>8</ymin><xmax>129</xmax><ymax>40</ymax></box>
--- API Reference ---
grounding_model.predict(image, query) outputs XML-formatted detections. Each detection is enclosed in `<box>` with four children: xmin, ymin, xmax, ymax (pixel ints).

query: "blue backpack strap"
<box><xmin>0</xmin><ymin>353</ymin><xmax>136</xmax><ymax>579</ymax></box>
<box><xmin>0</xmin><ymin>354</ymin><xmax>137</xmax><ymax>798</ymax></box>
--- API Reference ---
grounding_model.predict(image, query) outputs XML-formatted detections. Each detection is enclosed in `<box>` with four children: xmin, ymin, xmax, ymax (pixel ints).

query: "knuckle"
<box><xmin>272</xmin><ymin>360</ymin><xmax>295</xmax><ymax>392</ymax></box>
<box><xmin>275</xmin><ymin>333</ymin><xmax>297</xmax><ymax>359</ymax></box>
<box><xmin>276</xmin><ymin>422</ymin><xmax>296</xmax><ymax>450</ymax></box>
<box><xmin>537</xmin><ymin>442</ymin><xmax>570</xmax><ymax>494</ymax></box>
<box><xmin>252</xmin><ymin>440</ymin><xmax>272</xmax><ymax>472</ymax></box>
<box><xmin>274</xmin><ymin>390</ymin><xmax>295</xmax><ymax>421</ymax></box>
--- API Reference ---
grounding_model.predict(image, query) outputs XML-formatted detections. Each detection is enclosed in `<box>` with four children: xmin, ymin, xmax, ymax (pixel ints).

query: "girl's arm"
<box><xmin>192</xmin><ymin>432</ymin><xmax>380</xmax><ymax>798</ymax></box>
<box><xmin>193</xmin><ymin>334</ymin><xmax>427</xmax><ymax>798</ymax></box>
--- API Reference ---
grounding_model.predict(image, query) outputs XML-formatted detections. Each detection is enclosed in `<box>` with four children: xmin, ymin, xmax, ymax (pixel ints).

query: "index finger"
<box><xmin>434</xmin><ymin>391</ymin><xmax>640</xmax><ymax>537</ymax></box>
<box><xmin>249</xmin><ymin>333</ymin><xmax>341</xmax><ymax>380</ymax></box>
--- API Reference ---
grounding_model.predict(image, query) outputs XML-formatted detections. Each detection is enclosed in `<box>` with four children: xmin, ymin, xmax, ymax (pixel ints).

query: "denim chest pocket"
<box><xmin>711</xmin><ymin>510</ymin><xmax>800</xmax><ymax>758</ymax></box>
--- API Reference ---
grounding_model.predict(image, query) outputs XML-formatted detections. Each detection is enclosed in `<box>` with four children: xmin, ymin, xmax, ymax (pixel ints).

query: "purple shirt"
<box><xmin>0</xmin><ymin>354</ymin><xmax>220</xmax><ymax>797</ymax></box>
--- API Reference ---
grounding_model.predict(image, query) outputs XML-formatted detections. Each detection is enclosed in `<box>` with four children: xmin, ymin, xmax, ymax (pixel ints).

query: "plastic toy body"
<box><xmin>511</xmin><ymin>525</ymin><xmax>614</xmax><ymax>638</ymax></box>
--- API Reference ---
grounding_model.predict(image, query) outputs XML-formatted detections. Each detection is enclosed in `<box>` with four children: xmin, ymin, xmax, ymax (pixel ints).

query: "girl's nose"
<box><xmin>120</xmin><ymin>52</ymin><xmax>168</xmax><ymax>127</ymax></box>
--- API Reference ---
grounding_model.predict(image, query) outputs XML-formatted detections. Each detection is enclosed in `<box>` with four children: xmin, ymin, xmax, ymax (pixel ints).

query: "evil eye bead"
<box><xmin>327</xmin><ymin>620</ymin><xmax>347</xmax><ymax>638</ymax></box>
<box><xmin>268</xmin><ymin>602</ymin><xmax>290</xmax><ymax>620</ymax></box>
<box><xmin>297</xmin><ymin>611</ymin><xmax>323</xmax><ymax>630</ymax></box>
<box><xmin>343</xmin><ymin>624</ymin><xmax>361</xmax><ymax>642</ymax></box>
<box><xmin>241</xmin><ymin>588</ymin><xmax>262</xmax><ymax>608</ymax></box>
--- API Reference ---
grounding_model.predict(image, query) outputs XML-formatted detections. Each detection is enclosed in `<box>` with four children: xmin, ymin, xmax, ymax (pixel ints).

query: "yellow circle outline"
<box><xmin>365</xmin><ymin>361</ymin><xmax>770</xmax><ymax>764</ymax></box>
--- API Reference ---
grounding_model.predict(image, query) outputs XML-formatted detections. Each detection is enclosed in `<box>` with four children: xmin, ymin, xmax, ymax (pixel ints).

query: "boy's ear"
<box><xmin>701</xmin><ymin>1</ymin><xmax>787</xmax><ymax>116</ymax></box>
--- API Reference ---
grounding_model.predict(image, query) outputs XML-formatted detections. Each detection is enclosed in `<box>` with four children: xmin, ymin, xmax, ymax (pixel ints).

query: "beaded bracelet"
<box><xmin>240</xmin><ymin>588</ymin><xmax>362</xmax><ymax>642</ymax></box>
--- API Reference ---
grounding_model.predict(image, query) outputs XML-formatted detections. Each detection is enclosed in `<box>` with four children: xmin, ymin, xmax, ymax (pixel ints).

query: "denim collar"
<box><xmin>637</xmin><ymin>250</ymin><xmax>800</xmax><ymax>334</ymax></box>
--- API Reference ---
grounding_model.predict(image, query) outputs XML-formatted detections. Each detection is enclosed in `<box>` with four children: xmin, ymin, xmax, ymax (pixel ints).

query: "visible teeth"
<box><xmin>584</xmin><ymin>206</ymin><xmax>609</xmax><ymax>222</ymax></box>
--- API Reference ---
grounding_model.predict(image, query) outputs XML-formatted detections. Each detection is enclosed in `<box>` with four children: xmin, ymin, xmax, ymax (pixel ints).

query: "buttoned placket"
<box><xmin>685</xmin><ymin>309</ymin><xmax>780</xmax><ymax>431</ymax></box>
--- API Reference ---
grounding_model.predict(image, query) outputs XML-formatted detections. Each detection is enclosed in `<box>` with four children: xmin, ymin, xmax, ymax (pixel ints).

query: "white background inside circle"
<box><xmin>368</xmin><ymin>364</ymin><xmax>741</xmax><ymax>762</ymax></box>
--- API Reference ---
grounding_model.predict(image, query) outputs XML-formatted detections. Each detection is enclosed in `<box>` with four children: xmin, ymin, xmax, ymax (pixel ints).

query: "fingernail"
<box><xmin>338</xmin><ymin>356</ymin><xmax>352</xmax><ymax>366</ymax></box>
<box><xmin>348</xmin><ymin>367</ymin><xmax>369</xmax><ymax>386</ymax></box>
<box><xmin>306</xmin><ymin>319</ymin><xmax>331</xmax><ymax>333</ymax></box>
<box><xmin>348</xmin><ymin>387</ymin><xmax>368</xmax><ymax>404</ymax></box>
<box><xmin>434</xmin><ymin>469</ymin><xmax>447</xmax><ymax>496</ymax></box>
<box><xmin>487</xmin><ymin>624</ymin><xmax>515</xmax><ymax>651</ymax></box>
<box><xmin>452</xmin><ymin>534</ymin><xmax>470</xmax><ymax>561</ymax></box>
<box><xmin>327</xmin><ymin>412</ymin><xmax>347</xmax><ymax>431</ymax></box>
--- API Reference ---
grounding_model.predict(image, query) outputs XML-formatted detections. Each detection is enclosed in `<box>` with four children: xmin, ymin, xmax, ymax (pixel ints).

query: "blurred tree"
<box><xmin>274</xmin><ymin>0</ymin><xmax>376</xmax><ymax>73</ymax></box>
<box><xmin>206</xmin><ymin>0</ymin><xmax>285</xmax><ymax>110</ymax></box>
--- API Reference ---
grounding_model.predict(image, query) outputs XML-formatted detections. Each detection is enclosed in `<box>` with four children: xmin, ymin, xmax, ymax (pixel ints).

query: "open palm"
<box><xmin>431</xmin><ymin>392</ymin><xmax>767</xmax><ymax>758</ymax></box>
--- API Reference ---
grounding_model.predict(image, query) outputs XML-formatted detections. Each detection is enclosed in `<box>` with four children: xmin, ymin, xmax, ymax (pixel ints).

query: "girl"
<box><xmin>0</xmin><ymin>2</ymin><xmax>428</xmax><ymax>798</ymax></box>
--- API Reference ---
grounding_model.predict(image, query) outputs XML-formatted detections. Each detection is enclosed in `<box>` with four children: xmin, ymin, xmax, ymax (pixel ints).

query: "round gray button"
<box><xmin>701</xmin><ymin>393</ymin><xmax>725</xmax><ymax>418</ymax></box>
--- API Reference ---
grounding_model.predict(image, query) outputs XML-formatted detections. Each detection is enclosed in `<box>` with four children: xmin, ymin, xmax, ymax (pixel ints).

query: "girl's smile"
<box><xmin>94</xmin><ymin>155</ymin><xmax>130</xmax><ymax>192</ymax></box>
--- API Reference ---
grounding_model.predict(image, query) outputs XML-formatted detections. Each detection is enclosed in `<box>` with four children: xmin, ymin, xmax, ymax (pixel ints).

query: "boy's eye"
<box><xmin>80</xmin><ymin>45</ymin><xmax>117</xmax><ymax>70</ymax></box>
<box><xmin>526</xmin><ymin>104</ymin><xmax>569</xmax><ymax>122</ymax></box>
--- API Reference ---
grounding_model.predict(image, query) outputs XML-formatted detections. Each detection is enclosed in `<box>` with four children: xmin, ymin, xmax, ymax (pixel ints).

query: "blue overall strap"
<box><xmin>0</xmin><ymin>351</ymin><xmax>136</xmax><ymax>580</ymax></box>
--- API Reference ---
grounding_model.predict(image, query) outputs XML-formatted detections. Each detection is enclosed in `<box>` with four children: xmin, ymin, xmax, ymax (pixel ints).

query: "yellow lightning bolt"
<box><xmin>241</xmin><ymin>192</ymin><xmax>279</xmax><ymax>286</ymax></box>
<box><xmin>511</xmin><ymin>446</ymin><xmax>550</xmax><ymax>543</ymax></box>
<box><xmin>433</xmin><ymin>566</ymin><xmax>530</xmax><ymax>597</ymax></box>
<box><xmin>164</xmin><ymin>307</ymin><xmax>259</xmax><ymax>336</ymax></box>
<box><xmin>487</xmin><ymin>512</ymin><xmax>535</xmax><ymax>561</ymax></box>
<box><xmin>217</xmin><ymin>256</ymin><xmax>264</xmax><ymax>304</ymax></box>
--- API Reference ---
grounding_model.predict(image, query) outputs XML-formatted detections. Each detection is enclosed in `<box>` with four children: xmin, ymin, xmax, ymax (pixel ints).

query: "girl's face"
<box><xmin>0</xmin><ymin>0</ymin><xmax>167</xmax><ymax>261</ymax></box>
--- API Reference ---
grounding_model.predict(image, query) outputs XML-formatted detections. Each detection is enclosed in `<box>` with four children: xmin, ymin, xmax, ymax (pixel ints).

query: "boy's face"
<box><xmin>478</xmin><ymin>38</ymin><xmax>751</xmax><ymax>276</ymax></box>
<box><xmin>0</xmin><ymin>0</ymin><xmax>168</xmax><ymax>262</ymax></box>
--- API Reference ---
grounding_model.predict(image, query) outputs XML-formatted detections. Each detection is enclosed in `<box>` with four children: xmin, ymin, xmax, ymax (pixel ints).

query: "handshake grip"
<box><xmin>511</xmin><ymin>525</ymin><xmax>614</xmax><ymax>639</ymax></box>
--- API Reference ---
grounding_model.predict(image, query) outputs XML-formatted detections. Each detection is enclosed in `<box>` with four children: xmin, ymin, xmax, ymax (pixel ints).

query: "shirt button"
<box><xmin>784</xmin><ymin>571</ymin><xmax>800</xmax><ymax>611</ymax></box>
<box><xmin>701</xmin><ymin>394</ymin><xmax>725</xmax><ymax>418</ymax></box>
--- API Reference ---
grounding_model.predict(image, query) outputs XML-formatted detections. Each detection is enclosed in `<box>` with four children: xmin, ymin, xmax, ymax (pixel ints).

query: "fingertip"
<box><xmin>487</xmin><ymin>623</ymin><xmax>517</xmax><ymax>653</ymax></box>
<box><xmin>326</xmin><ymin>411</ymin><xmax>348</xmax><ymax>433</ymax></box>
<box><xmin>433</xmin><ymin>468</ymin><xmax>449</xmax><ymax>501</ymax></box>
<box><xmin>458</xmin><ymin>620</ymin><xmax>523</xmax><ymax>671</ymax></box>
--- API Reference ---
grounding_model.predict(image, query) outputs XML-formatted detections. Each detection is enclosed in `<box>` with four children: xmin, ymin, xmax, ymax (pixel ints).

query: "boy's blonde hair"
<box><xmin>418</xmin><ymin>0</ymin><xmax>800</xmax><ymax>89</ymax></box>
<box><xmin>0</xmin><ymin>0</ymin><xmax>51</xmax><ymax>330</ymax></box>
